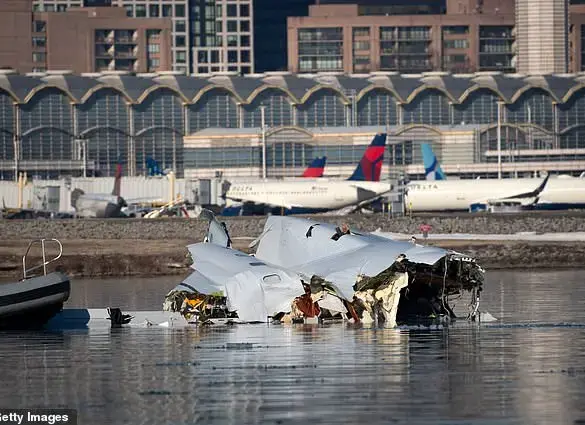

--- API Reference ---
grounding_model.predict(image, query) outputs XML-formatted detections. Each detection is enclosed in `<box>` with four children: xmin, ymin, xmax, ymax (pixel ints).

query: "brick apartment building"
<box><xmin>0</xmin><ymin>0</ymin><xmax>171</xmax><ymax>74</ymax></box>
<box><xmin>287</xmin><ymin>0</ymin><xmax>585</xmax><ymax>74</ymax></box>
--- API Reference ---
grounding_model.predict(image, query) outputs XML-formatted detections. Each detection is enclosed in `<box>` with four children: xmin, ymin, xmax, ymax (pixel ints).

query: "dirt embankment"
<box><xmin>1</xmin><ymin>214</ymin><xmax>584</xmax><ymax>280</ymax></box>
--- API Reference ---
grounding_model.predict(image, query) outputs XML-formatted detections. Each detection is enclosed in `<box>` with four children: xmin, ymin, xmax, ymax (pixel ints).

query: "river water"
<box><xmin>1</xmin><ymin>270</ymin><xmax>584</xmax><ymax>425</ymax></box>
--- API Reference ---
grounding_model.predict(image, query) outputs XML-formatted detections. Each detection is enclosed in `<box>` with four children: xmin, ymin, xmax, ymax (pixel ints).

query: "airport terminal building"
<box><xmin>1</xmin><ymin>68</ymin><xmax>585</xmax><ymax>181</ymax></box>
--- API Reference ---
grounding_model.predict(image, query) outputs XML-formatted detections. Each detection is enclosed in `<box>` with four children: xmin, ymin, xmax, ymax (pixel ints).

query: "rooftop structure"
<box><xmin>1</xmin><ymin>70</ymin><xmax>585</xmax><ymax>180</ymax></box>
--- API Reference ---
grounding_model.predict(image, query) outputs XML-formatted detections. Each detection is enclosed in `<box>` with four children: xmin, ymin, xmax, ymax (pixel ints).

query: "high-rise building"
<box><xmin>288</xmin><ymin>0</ymin><xmax>516</xmax><ymax>74</ymax></box>
<box><xmin>516</xmin><ymin>0</ymin><xmax>569</xmax><ymax>73</ymax></box>
<box><xmin>0</xmin><ymin>1</ymin><xmax>35</xmax><ymax>72</ymax></box>
<box><xmin>0</xmin><ymin>2</ymin><xmax>171</xmax><ymax>74</ymax></box>
<box><xmin>191</xmin><ymin>0</ymin><xmax>254</xmax><ymax>74</ymax></box>
<box><xmin>108</xmin><ymin>0</ymin><xmax>190</xmax><ymax>74</ymax></box>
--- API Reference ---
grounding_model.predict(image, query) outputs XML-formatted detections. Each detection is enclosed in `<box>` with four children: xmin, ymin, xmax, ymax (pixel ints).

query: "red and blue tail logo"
<box><xmin>302</xmin><ymin>156</ymin><xmax>327</xmax><ymax>178</ymax></box>
<box><xmin>347</xmin><ymin>133</ymin><xmax>387</xmax><ymax>181</ymax></box>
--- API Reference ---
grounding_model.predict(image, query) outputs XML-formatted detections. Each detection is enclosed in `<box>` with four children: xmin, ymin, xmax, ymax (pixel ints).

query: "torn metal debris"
<box><xmin>163</xmin><ymin>211</ymin><xmax>485</xmax><ymax>327</ymax></box>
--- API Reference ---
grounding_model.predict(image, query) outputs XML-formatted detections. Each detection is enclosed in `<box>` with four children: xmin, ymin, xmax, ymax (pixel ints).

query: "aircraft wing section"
<box><xmin>473</xmin><ymin>174</ymin><xmax>550</xmax><ymax>204</ymax></box>
<box><xmin>501</xmin><ymin>174</ymin><xmax>549</xmax><ymax>199</ymax></box>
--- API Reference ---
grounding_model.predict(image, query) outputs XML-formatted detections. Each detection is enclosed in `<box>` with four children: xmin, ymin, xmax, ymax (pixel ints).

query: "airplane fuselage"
<box><xmin>226</xmin><ymin>180</ymin><xmax>392</xmax><ymax>211</ymax></box>
<box><xmin>404</xmin><ymin>177</ymin><xmax>585</xmax><ymax>212</ymax></box>
<box><xmin>73</xmin><ymin>194</ymin><xmax>125</xmax><ymax>218</ymax></box>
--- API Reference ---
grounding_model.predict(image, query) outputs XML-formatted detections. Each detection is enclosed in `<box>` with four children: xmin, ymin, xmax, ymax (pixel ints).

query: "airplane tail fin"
<box><xmin>146</xmin><ymin>157</ymin><xmax>165</xmax><ymax>176</ymax></box>
<box><xmin>200</xmin><ymin>208</ymin><xmax>232</xmax><ymax>248</ymax></box>
<box><xmin>112</xmin><ymin>160</ymin><xmax>122</xmax><ymax>196</ymax></box>
<box><xmin>70</xmin><ymin>188</ymin><xmax>85</xmax><ymax>209</ymax></box>
<box><xmin>302</xmin><ymin>156</ymin><xmax>327</xmax><ymax>178</ymax></box>
<box><xmin>347</xmin><ymin>133</ymin><xmax>387</xmax><ymax>181</ymax></box>
<box><xmin>421</xmin><ymin>143</ymin><xmax>446</xmax><ymax>181</ymax></box>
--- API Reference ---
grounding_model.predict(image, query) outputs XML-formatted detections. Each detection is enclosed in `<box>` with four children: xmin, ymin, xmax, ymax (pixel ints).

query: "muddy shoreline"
<box><xmin>1</xmin><ymin>214</ymin><xmax>585</xmax><ymax>279</ymax></box>
<box><xmin>1</xmin><ymin>237</ymin><xmax>584</xmax><ymax>280</ymax></box>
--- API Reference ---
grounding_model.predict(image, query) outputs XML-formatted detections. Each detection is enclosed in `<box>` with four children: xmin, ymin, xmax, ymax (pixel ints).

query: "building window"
<box><xmin>148</xmin><ymin>43</ymin><xmax>160</xmax><ymax>53</ymax></box>
<box><xmin>124</xmin><ymin>5</ymin><xmax>133</xmax><ymax>17</ymax></box>
<box><xmin>176</xmin><ymin>36</ymin><xmax>186</xmax><ymax>47</ymax></box>
<box><xmin>353</xmin><ymin>27</ymin><xmax>370</xmax><ymax>37</ymax></box>
<box><xmin>227</xmin><ymin>35</ymin><xmax>238</xmax><ymax>47</ymax></box>
<box><xmin>227</xmin><ymin>20</ymin><xmax>238</xmax><ymax>32</ymax></box>
<box><xmin>228</xmin><ymin>50</ymin><xmax>238</xmax><ymax>63</ymax></box>
<box><xmin>241</xmin><ymin>66</ymin><xmax>250</xmax><ymax>74</ymax></box>
<box><xmin>298</xmin><ymin>28</ymin><xmax>343</xmax><ymax>72</ymax></box>
<box><xmin>56</xmin><ymin>4</ymin><xmax>67</xmax><ymax>12</ymax></box>
<box><xmin>443</xmin><ymin>39</ymin><xmax>469</xmax><ymax>49</ymax></box>
<box><xmin>32</xmin><ymin>67</ymin><xmax>46</xmax><ymax>72</ymax></box>
<box><xmin>33</xmin><ymin>21</ymin><xmax>46</xmax><ymax>33</ymax></box>
<box><xmin>175</xmin><ymin>4</ymin><xmax>185</xmax><ymax>17</ymax></box>
<box><xmin>240</xmin><ymin>50</ymin><xmax>250</xmax><ymax>63</ymax></box>
<box><xmin>240</xmin><ymin>20</ymin><xmax>250</xmax><ymax>32</ymax></box>
<box><xmin>216</xmin><ymin>21</ymin><xmax>222</xmax><ymax>32</ymax></box>
<box><xmin>198</xmin><ymin>51</ymin><xmax>208</xmax><ymax>63</ymax></box>
<box><xmin>176</xmin><ymin>20</ymin><xmax>186</xmax><ymax>32</ymax></box>
<box><xmin>135</xmin><ymin>5</ymin><xmax>146</xmax><ymax>17</ymax></box>
<box><xmin>240</xmin><ymin>35</ymin><xmax>250</xmax><ymax>47</ymax></box>
<box><xmin>227</xmin><ymin>4</ymin><xmax>237</xmax><ymax>16</ymax></box>
<box><xmin>148</xmin><ymin>58</ymin><xmax>160</xmax><ymax>70</ymax></box>
<box><xmin>353</xmin><ymin>41</ymin><xmax>370</xmax><ymax>51</ymax></box>
<box><xmin>240</xmin><ymin>4</ymin><xmax>250</xmax><ymax>17</ymax></box>
<box><xmin>176</xmin><ymin>51</ymin><xmax>186</xmax><ymax>63</ymax></box>
<box><xmin>162</xmin><ymin>5</ymin><xmax>172</xmax><ymax>17</ymax></box>
<box><xmin>443</xmin><ymin>26</ymin><xmax>469</xmax><ymax>35</ymax></box>
<box><xmin>149</xmin><ymin>4</ymin><xmax>159</xmax><ymax>17</ymax></box>
<box><xmin>198</xmin><ymin>66</ymin><xmax>209</xmax><ymax>73</ymax></box>
<box><xmin>32</xmin><ymin>37</ymin><xmax>46</xmax><ymax>48</ymax></box>
<box><xmin>228</xmin><ymin>66</ymin><xmax>238</xmax><ymax>72</ymax></box>
<box><xmin>33</xmin><ymin>52</ymin><xmax>46</xmax><ymax>63</ymax></box>
<box><xmin>210</xmin><ymin>50</ymin><xmax>220</xmax><ymax>63</ymax></box>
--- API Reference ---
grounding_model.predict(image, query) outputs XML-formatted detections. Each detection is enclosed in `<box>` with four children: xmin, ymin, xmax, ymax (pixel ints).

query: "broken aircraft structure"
<box><xmin>163</xmin><ymin>211</ymin><xmax>485</xmax><ymax>326</ymax></box>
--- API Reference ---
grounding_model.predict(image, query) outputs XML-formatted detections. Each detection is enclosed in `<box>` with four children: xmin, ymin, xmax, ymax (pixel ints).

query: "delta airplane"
<box><xmin>222</xmin><ymin>133</ymin><xmax>392</xmax><ymax>215</ymax></box>
<box><xmin>405</xmin><ymin>145</ymin><xmax>585</xmax><ymax>212</ymax></box>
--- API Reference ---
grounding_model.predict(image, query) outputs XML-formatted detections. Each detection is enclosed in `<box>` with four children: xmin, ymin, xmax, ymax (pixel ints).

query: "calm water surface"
<box><xmin>1</xmin><ymin>270</ymin><xmax>584</xmax><ymax>425</ymax></box>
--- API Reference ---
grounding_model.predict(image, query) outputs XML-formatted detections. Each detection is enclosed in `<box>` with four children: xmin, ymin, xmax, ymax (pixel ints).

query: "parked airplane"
<box><xmin>70</xmin><ymin>163</ymin><xmax>128</xmax><ymax>218</ymax></box>
<box><xmin>421</xmin><ymin>143</ymin><xmax>446</xmax><ymax>181</ymax></box>
<box><xmin>222</xmin><ymin>133</ymin><xmax>391</xmax><ymax>215</ymax></box>
<box><xmin>407</xmin><ymin>145</ymin><xmax>585</xmax><ymax>212</ymax></box>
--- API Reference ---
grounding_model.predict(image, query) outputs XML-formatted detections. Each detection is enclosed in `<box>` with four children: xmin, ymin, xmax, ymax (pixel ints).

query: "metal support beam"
<box><xmin>497</xmin><ymin>101</ymin><xmax>502</xmax><ymax>179</ymax></box>
<box><xmin>260</xmin><ymin>104</ymin><xmax>266</xmax><ymax>179</ymax></box>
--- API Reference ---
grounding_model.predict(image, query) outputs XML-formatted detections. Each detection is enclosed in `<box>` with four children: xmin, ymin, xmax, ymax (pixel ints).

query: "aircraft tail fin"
<box><xmin>70</xmin><ymin>188</ymin><xmax>85</xmax><ymax>209</ymax></box>
<box><xmin>347</xmin><ymin>133</ymin><xmax>387</xmax><ymax>181</ymax></box>
<box><xmin>421</xmin><ymin>143</ymin><xmax>446</xmax><ymax>181</ymax></box>
<box><xmin>146</xmin><ymin>157</ymin><xmax>165</xmax><ymax>176</ymax></box>
<box><xmin>200</xmin><ymin>208</ymin><xmax>233</xmax><ymax>248</ymax></box>
<box><xmin>112</xmin><ymin>159</ymin><xmax>122</xmax><ymax>196</ymax></box>
<box><xmin>302</xmin><ymin>156</ymin><xmax>327</xmax><ymax>178</ymax></box>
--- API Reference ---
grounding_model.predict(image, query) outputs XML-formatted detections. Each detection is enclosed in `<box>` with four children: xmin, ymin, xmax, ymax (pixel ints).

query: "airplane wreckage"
<box><xmin>162</xmin><ymin>211</ymin><xmax>486</xmax><ymax>327</ymax></box>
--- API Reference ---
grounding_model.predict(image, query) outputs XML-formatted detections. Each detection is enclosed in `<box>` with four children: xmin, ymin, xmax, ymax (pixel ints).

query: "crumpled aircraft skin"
<box><xmin>163</xmin><ymin>211</ymin><xmax>485</xmax><ymax>326</ymax></box>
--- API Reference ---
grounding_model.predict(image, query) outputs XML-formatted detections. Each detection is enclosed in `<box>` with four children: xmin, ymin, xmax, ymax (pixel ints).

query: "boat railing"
<box><xmin>22</xmin><ymin>238</ymin><xmax>63</xmax><ymax>280</ymax></box>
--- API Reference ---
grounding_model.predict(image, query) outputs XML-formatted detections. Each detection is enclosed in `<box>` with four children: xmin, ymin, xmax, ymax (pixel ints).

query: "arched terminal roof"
<box><xmin>0</xmin><ymin>69</ymin><xmax>583</xmax><ymax>105</ymax></box>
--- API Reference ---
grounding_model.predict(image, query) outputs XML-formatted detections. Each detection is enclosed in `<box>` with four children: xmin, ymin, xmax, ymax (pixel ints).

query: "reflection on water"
<box><xmin>1</xmin><ymin>270</ymin><xmax>584</xmax><ymax>425</ymax></box>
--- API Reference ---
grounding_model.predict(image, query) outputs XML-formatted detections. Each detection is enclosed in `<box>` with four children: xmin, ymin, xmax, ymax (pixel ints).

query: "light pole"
<box><xmin>260</xmin><ymin>104</ymin><xmax>266</xmax><ymax>179</ymax></box>
<box><xmin>497</xmin><ymin>100</ymin><xmax>502</xmax><ymax>179</ymax></box>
